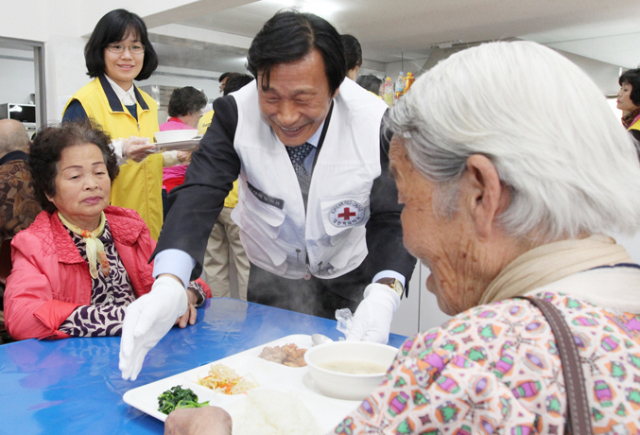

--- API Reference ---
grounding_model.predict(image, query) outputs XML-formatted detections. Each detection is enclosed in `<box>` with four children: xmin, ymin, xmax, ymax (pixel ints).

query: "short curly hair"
<box><xmin>167</xmin><ymin>86</ymin><xmax>208</xmax><ymax>117</ymax></box>
<box><xmin>29</xmin><ymin>120</ymin><xmax>120</xmax><ymax>212</ymax></box>
<box><xmin>619</xmin><ymin>68</ymin><xmax>640</xmax><ymax>107</ymax></box>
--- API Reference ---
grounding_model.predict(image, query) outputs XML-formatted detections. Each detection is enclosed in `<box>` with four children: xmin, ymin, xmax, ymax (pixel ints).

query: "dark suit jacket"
<box><xmin>154</xmin><ymin>96</ymin><xmax>416</xmax><ymax>298</ymax></box>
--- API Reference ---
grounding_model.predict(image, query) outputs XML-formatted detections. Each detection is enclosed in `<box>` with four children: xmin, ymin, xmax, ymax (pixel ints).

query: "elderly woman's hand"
<box><xmin>174</xmin><ymin>288</ymin><xmax>200</xmax><ymax>328</ymax></box>
<box><xmin>122</xmin><ymin>136</ymin><xmax>157</xmax><ymax>162</ymax></box>
<box><xmin>177</xmin><ymin>151</ymin><xmax>192</xmax><ymax>164</ymax></box>
<box><xmin>165</xmin><ymin>407</ymin><xmax>232</xmax><ymax>435</ymax></box>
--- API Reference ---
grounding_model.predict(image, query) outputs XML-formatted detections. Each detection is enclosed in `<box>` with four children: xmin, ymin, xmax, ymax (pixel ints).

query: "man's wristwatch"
<box><xmin>376</xmin><ymin>277</ymin><xmax>404</xmax><ymax>299</ymax></box>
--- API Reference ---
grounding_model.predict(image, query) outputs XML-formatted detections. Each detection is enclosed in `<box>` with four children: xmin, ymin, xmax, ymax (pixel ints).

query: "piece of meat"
<box><xmin>258</xmin><ymin>343</ymin><xmax>307</xmax><ymax>367</ymax></box>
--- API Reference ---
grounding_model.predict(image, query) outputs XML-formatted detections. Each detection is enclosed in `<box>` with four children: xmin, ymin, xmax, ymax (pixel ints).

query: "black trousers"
<box><xmin>247</xmin><ymin>262</ymin><xmax>370</xmax><ymax>319</ymax></box>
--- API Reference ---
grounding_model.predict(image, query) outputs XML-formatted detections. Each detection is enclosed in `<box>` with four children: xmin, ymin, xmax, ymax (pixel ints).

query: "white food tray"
<box><xmin>155</xmin><ymin>138</ymin><xmax>200</xmax><ymax>151</ymax></box>
<box><xmin>123</xmin><ymin>334</ymin><xmax>360</xmax><ymax>432</ymax></box>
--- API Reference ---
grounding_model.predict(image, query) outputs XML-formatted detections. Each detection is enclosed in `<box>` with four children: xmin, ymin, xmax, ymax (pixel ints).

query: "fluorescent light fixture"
<box><xmin>262</xmin><ymin>0</ymin><xmax>342</xmax><ymax>18</ymax></box>
<box><xmin>264</xmin><ymin>0</ymin><xmax>297</xmax><ymax>6</ymax></box>
<box><xmin>301</xmin><ymin>1</ymin><xmax>342</xmax><ymax>18</ymax></box>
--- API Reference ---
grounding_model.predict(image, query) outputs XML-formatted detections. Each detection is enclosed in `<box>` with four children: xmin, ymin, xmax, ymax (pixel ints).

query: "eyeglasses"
<box><xmin>106</xmin><ymin>44</ymin><xmax>145</xmax><ymax>54</ymax></box>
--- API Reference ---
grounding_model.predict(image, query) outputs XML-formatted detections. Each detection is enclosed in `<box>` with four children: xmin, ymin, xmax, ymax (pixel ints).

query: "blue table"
<box><xmin>0</xmin><ymin>298</ymin><xmax>407</xmax><ymax>435</ymax></box>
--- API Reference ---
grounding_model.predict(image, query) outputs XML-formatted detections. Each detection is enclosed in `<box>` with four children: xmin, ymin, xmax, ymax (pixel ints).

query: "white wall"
<box><xmin>47</xmin><ymin>35</ymin><xmax>92</xmax><ymax>122</ymax></box>
<box><xmin>390</xmin><ymin>262</ymin><xmax>453</xmax><ymax>338</ymax></box>
<box><xmin>147</xmin><ymin>66</ymin><xmax>223</xmax><ymax>100</ymax></box>
<box><xmin>0</xmin><ymin>1</ymin><xmax>50</xmax><ymax>42</ymax></box>
<box><xmin>0</xmin><ymin>50</ymin><xmax>35</xmax><ymax>105</ymax></box>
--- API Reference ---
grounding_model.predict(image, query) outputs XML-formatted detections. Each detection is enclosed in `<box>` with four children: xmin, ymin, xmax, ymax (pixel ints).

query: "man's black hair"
<box><xmin>247</xmin><ymin>10</ymin><xmax>346</xmax><ymax>95</ymax></box>
<box><xmin>619</xmin><ymin>68</ymin><xmax>640</xmax><ymax>107</ymax></box>
<box><xmin>223</xmin><ymin>74</ymin><xmax>254</xmax><ymax>95</ymax></box>
<box><xmin>84</xmin><ymin>9</ymin><xmax>158</xmax><ymax>81</ymax></box>
<box><xmin>219</xmin><ymin>72</ymin><xmax>236</xmax><ymax>83</ymax></box>
<box><xmin>341</xmin><ymin>34</ymin><xmax>362</xmax><ymax>71</ymax></box>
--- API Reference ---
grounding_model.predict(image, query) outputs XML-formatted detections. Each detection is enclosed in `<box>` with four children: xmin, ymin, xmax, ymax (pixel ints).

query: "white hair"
<box><xmin>388</xmin><ymin>41</ymin><xmax>640</xmax><ymax>242</ymax></box>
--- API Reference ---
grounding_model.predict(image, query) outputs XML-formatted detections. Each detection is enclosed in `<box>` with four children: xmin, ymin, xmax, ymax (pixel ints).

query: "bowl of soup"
<box><xmin>304</xmin><ymin>341</ymin><xmax>398</xmax><ymax>400</ymax></box>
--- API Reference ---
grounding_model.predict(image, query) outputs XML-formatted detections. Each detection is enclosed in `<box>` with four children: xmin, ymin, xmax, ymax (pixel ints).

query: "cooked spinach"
<box><xmin>158</xmin><ymin>385</ymin><xmax>210</xmax><ymax>415</ymax></box>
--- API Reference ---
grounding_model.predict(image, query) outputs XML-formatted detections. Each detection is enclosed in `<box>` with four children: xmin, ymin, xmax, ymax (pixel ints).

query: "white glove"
<box><xmin>345</xmin><ymin>283</ymin><xmax>401</xmax><ymax>344</ymax></box>
<box><xmin>119</xmin><ymin>275</ymin><xmax>188</xmax><ymax>381</ymax></box>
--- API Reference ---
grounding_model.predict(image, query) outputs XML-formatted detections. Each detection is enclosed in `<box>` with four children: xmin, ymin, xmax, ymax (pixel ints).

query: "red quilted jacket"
<box><xmin>4</xmin><ymin>206</ymin><xmax>208</xmax><ymax>340</ymax></box>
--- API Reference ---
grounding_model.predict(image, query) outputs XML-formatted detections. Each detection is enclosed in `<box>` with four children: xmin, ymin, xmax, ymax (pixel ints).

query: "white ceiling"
<box><xmin>147</xmin><ymin>0</ymin><xmax>640</xmax><ymax>74</ymax></box>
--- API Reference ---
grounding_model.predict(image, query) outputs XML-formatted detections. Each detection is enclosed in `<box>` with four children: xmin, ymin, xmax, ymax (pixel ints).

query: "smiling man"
<box><xmin>119</xmin><ymin>11</ymin><xmax>416</xmax><ymax>381</ymax></box>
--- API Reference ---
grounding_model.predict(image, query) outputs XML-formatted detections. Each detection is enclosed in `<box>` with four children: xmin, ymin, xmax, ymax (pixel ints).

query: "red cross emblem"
<box><xmin>329</xmin><ymin>200</ymin><xmax>365</xmax><ymax>227</ymax></box>
<box><xmin>338</xmin><ymin>207</ymin><xmax>357</xmax><ymax>221</ymax></box>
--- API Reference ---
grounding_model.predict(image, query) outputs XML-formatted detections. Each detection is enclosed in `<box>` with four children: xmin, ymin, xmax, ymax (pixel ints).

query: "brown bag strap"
<box><xmin>521</xmin><ymin>296</ymin><xmax>593</xmax><ymax>434</ymax></box>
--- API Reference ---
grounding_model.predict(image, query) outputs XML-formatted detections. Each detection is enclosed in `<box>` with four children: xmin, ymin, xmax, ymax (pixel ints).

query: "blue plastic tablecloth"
<box><xmin>0</xmin><ymin>298</ymin><xmax>407</xmax><ymax>435</ymax></box>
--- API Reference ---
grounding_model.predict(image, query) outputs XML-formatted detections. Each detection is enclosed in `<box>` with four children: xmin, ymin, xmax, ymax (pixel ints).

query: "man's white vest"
<box><xmin>231</xmin><ymin>78</ymin><xmax>388</xmax><ymax>279</ymax></box>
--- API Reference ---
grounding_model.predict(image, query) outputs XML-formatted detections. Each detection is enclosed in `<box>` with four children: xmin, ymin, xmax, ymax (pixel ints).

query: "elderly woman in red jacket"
<box><xmin>4</xmin><ymin>120</ymin><xmax>210</xmax><ymax>340</ymax></box>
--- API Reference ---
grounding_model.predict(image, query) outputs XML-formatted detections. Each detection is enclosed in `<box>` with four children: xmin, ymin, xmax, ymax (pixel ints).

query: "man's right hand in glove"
<box><xmin>119</xmin><ymin>275</ymin><xmax>188</xmax><ymax>381</ymax></box>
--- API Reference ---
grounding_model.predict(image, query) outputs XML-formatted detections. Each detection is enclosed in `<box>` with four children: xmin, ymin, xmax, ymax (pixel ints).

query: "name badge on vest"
<box><xmin>329</xmin><ymin>199</ymin><xmax>365</xmax><ymax>227</ymax></box>
<box><xmin>248</xmin><ymin>182</ymin><xmax>285</xmax><ymax>210</ymax></box>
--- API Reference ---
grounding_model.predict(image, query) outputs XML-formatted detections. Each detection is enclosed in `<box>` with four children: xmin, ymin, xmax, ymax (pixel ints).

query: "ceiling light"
<box><xmin>430</xmin><ymin>40</ymin><xmax>463</xmax><ymax>50</ymax></box>
<box><xmin>265</xmin><ymin>0</ymin><xmax>297</xmax><ymax>6</ymax></box>
<box><xmin>300</xmin><ymin>1</ymin><xmax>342</xmax><ymax>18</ymax></box>
<box><xmin>262</xmin><ymin>0</ymin><xmax>342</xmax><ymax>18</ymax></box>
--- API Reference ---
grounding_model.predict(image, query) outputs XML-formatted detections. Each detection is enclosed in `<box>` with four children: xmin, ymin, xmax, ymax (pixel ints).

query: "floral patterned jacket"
<box><xmin>332</xmin><ymin>287</ymin><xmax>640</xmax><ymax>434</ymax></box>
<box><xmin>0</xmin><ymin>152</ymin><xmax>41</xmax><ymax>243</ymax></box>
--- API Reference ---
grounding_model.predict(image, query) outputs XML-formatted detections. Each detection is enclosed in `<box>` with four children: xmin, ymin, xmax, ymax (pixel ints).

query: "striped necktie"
<box><xmin>285</xmin><ymin>143</ymin><xmax>314</xmax><ymax>193</ymax></box>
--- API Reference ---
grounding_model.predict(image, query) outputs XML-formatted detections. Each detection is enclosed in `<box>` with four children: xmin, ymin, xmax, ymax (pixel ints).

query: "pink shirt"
<box><xmin>159</xmin><ymin>117</ymin><xmax>194</xmax><ymax>131</ymax></box>
<box><xmin>159</xmin><ymin>117</ymin><xmax>193</xmax><ymax>186</ymax></box>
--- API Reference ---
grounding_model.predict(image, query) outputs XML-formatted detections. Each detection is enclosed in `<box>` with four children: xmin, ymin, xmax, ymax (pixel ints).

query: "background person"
<box><xmin>119</xmin><ymin>11</ymin><xmax>415</xmax><ymax>381</ymax></box>
<box><xmin>3</xmin><ymin>121</ymin><xmax>210</xmax><ymax>341</ymax></box>
<box><xmin>341</xmin><ymin>34</ymin><xmax>362</xmax><ymax>81</ymax></box>
<box><xmin>160</xmin><ymin>86</ymin><xmax>207</xmax><ymax>132</ymax></box>
<box><xmin>217</xmin><ymin>72</ymin><xmax>237</xmax><ymax>95</ymax></box>
<box><xmin>196</xmin><ymin>73</ymin><xmax>245</xmax><ymax>134</ymax></box>
<box><xmin>62</xmin><ymin>9</ymin><xmax>167</xmax><ymax>240</ymax></box>
<box><xmin>356</xmin><ymin>74</ymin><xmax>383</xmax><ymax>97</ymax></box>
<box><xmin>159</xmin><ymin>86</ymin><xmax>208</xmax><ymax>219</ymax></box>
<box><xmin>617</xmin><ymin>68</ymin><xmax>640</xmax><ymax>142</ymax></box>
<box><xmin>201</xmin><ymin>74</ymin><xmax>253</xmax><ymax>300</ymax></box>
<box><xmin>164</xmin><ymin>40</ymin><xmax>640</xmax><ymax>435</ymax></box>
<box><xmin>0</xmin><ymin>119</ymin><xmax>42</xmax><ymax>343</ymax></box>
<box><xmin>0</xmin><ymin>119</ymin><xmax>41</xmax><ymax>244</ymax></box>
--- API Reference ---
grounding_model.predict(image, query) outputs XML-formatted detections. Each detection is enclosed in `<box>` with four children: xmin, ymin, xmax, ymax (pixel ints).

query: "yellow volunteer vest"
<box><xmin>630</xmin><ymin>117</ymin><xmax>640</xmax><ymax>133</ymax></box>
<box><xmin>63</xmin><ymin>76</ymin><xmax>163</xmax><ymax>240</ymax></box>
<box><xmin>198</xmin><ymin>109</ymin><xmax>239</xmax><ymax>208</ymax></box>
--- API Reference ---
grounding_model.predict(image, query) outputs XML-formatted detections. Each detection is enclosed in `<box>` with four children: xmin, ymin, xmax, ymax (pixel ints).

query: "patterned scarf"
<box><xmin>478</xmin><ymin>234</ymin><xmax>633</xmax><ymax>305</ymax></box>
<box><xmin>58</xmin><ymin>211</ymin><xmax>110</xmax><ymax>279</ymax></box>
<box><xmin>622</xmin><ymin>107</ymin><xmax>640</xmax><ymax>129</ymax></box>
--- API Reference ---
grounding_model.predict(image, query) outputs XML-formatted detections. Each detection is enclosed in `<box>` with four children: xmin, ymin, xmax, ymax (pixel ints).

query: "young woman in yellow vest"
<box><xmin>617</xmin><ymin>68</ymin><xmax>640</xmax><ymax>143</ymax></box>
<box><xmin>62</xmin><ymin>9</ymin><xmax>169</xmax><ymax>240</ymax></box>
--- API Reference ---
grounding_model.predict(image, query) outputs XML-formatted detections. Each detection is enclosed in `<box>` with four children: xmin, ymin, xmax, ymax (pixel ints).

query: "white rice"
<box><xmin>230</xmin><ymin>389</ymin><xmax>323</xmax><ymax>435</ymax></box>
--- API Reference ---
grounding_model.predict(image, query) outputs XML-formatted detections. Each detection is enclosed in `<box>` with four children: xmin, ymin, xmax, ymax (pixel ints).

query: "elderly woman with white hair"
<box><xmin>331</xmin><ymin>40</ymin><xmax>640</xmax><ymax>434</ymax></box>
<box><xmin>164</xmin><ymin>41</ymin><xmax>640</xmax><ymax>435</ymax></box>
